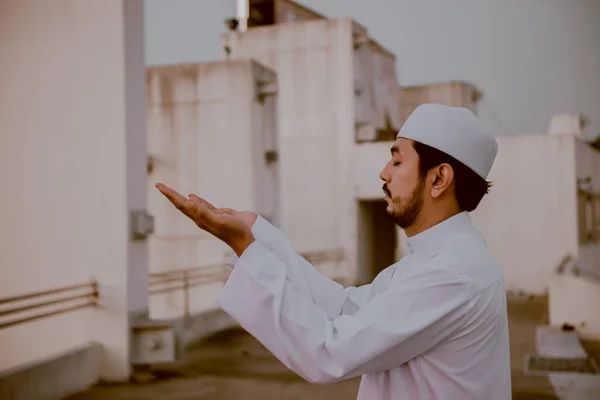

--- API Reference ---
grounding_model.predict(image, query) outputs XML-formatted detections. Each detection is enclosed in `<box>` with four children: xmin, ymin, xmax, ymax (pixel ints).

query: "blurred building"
<box><xmin>0</xmin><ymin>1</ymin><xmax>150</xmax><ymax>398</ymax></box>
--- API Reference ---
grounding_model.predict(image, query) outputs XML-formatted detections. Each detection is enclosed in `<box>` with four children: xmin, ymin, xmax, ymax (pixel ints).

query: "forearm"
<box><xmin>219</xmin><ymin>242</ymin><xmax>363</xmax><ymax>383</ymax></box>
<box><xmin>227</xmin><ymin>215</ymin><xmax>352</xmax><ymax>318</ymax></box>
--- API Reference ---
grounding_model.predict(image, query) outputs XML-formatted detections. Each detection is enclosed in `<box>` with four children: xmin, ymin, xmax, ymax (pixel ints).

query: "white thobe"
<box><xmin>219</xmin><ymin>212</ymin><xmax>512</xmax><ymax>399</ymax></box>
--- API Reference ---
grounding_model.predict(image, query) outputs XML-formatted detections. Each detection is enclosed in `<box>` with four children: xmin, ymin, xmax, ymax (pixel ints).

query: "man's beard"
<box><xmin>384</xmin><ymin>178</ymin><xmax>425</xmax><ymax>229</ymax></box>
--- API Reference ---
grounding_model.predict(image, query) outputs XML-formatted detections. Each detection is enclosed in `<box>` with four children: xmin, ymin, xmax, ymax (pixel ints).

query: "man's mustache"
<box><xmin>382</xmin><ymin>184</ymin><xmax>391</xmax><ymax>197</ymax></box>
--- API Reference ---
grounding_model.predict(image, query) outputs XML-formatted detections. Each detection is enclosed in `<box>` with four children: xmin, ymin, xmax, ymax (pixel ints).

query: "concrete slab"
<box><xmin>549</xmin><ymin>374</ymin><xmax>600</xmax><ymax>400</ymax></box>
<box><xmin>536</xmin><ymin>326</ymin><xmax>588</xmax><ymax>359</ymax></box>
<box><xmin>534</xmin><ymin>325</ymin><xmax>600</xmax><ymax>400</ymax></box>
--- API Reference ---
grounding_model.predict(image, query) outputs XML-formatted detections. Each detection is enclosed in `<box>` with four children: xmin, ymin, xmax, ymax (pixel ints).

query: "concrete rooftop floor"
<box><xmin>68</xmin><ymin>295</ymin><xmax>564</xmax><ymax>399</ymax></box>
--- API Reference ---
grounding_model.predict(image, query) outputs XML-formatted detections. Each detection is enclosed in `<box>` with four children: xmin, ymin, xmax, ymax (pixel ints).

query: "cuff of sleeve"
<box><xmin>219</xmin><ymin>240</ymin><xmax>285</xmax><ymax>298</ymax></box>
<box><xmin>232</xmin><ymin>240</ymin><xmax>279</xmax><ymax>281</ymax></box>
<box><xmin>226</xmin><ymin>215</ymin><xmax>271</xmax><ymax>268</ymax></box>
<box><xmin>251</xmin><ymin>215</ymin><xmax>271</xmax><ymax>242</ymax></box>
<box><xmin>225</xmin><ymin>251</ymin><xmax>239</xmax><ymax>268</ymax></box>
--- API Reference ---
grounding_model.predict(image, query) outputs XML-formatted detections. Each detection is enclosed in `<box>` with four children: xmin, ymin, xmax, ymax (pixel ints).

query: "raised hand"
<box><xmin>155</xmin><ymin>183</ymin><xmax>255</xmax><ymax>256</ymax></box>
<box><xmin>214</xmin><ymin>208</ymin><xmax>258</xmax><ymax>230</ymax></box>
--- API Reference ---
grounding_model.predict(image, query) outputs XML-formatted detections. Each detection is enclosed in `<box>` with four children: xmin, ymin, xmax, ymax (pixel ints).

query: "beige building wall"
<box><xmin>470</xmin><ymin>134</ymin><xmax>579</xmax><ymax>294</ymax></box>
<box><xmin>222</xmin><ymin>19</ymin><xmax>360</xmax><ymax>282</ymax></box>
<box><xmin>0</xmin><ymin>0</ymin><xmax>147</xmax><ymax>381</ymax></box>
<box><xmin>146</xmin><ymin>60</ymin><xmax>278</xmax><ymax>318</ymax></box>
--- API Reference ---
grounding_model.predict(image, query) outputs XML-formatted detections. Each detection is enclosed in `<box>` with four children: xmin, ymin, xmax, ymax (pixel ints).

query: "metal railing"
<box><xmin>555</xmin><ymin>254</ymin><xmax>600</xmax><ymax>284</ymax></box>
<box><xmin>149</xmin><ymin>264</ymin><xmax>231</xmax><ymax>321</ymax></box>
<box><xmin>0</xmin><ymin>248</ymin><xmax>345</xmax><ymax>330</ymax></box>
<box><xmin>148</xmin><ymin>248</ymin><xmax>347</xmax><ymax>322</ymax></box>
<box><xmin>571</xmin><ymin>265</ymin><xmax>600</xmax><ymax>284</ymax></box>
<box><xmin>0</xmin><ymin>281</ymin><xmax>98</xmax><ymax>330</ymax></box>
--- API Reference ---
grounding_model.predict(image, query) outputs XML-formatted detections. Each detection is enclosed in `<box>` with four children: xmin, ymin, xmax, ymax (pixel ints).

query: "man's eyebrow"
<box><xmin>390</xmin><ymin>145</ymin><xmax>399</xmax><ymax>155</ymax></box>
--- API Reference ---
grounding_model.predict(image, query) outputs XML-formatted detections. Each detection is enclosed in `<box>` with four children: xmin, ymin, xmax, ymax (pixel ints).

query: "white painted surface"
<box><xmin>535</xmin><ymin>325</ymin><xmax>588</xmax><ymax>359</ymax></box>
<box><xmin>0</xmin><ymin>0</ymin><xmax>147</xmax><ymax>381</ymax></box>
<box><xmin>236</xmin><ymin>0</ymin><xmax>249</xmax><ymax>31</ymax></box>
<box><xmin>549</xmin><ymin>374</ymin><xmax>600</xmax><ymax>400</ymax></box>
<box><xmin>572</xmin><ymin>139</ymin><xmax>600</xmax><ymax>275</ymax></box>
<box><xmin>548</xmin><ymin>138</ymin><xmax>600</xmax><ymax>340</ymax></box>
<box><xmin>353</xmin><ymin>141</ymin><xmax>393</xmax><ymax>201</ymax></box>
<box><xmin>549</xmin><ymin>275</ymin><xmax>600</xmax><ymax>340</ymax></box>
<box><xmin>471</xmin><ymin>134</ymin><xmax>579</xmax><ymax>294</ymax></box>
<box><xmin>222</xmin><ymin>19</ymin><xmax>358</xmax><ymax>281</ymax></box>
<box><xmin>549</xmin><ymin>114</ymin><xmax>587</xmax><ymax>138</ymax></box>
<box><xmin>146</xmin><ymin>60</ymin><xmax>278</xmax><ymax>318</ymax></box>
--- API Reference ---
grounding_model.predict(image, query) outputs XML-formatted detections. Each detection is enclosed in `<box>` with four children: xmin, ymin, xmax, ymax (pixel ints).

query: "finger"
<box><xmin>187</xmin><ymin>194</ymin><xmax>211</xmax><ymax>213</ymax></box>
<box><xmin>189</xmin><ymin>194</ymin><xmax>216</xmax><ymax>211</ymax></box>
<box><xmin>156</xmin><ymin>183</ymin><xmax>193</xmax><ymax>213</ymax></box>
<box><xmin>188</xmin><ymin>195</ymin><xmax>223</xmax><ymax>227</ymax></box>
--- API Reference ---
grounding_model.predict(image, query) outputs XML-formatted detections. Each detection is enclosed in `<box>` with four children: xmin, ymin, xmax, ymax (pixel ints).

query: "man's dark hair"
<box><xmin>412</xmin><ymin>141</ymin><xmax>492</xmax><ymax>212</ymax></box>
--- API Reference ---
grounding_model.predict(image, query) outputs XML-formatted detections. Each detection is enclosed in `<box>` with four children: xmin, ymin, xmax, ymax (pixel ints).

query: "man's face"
<box><xmin>379</xmin><ymin>138</ymin><xmax>425</xmax><ymax>229</ymax></box>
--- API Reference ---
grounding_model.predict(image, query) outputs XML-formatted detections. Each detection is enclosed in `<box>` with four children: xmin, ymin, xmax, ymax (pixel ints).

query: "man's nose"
<box><xmin>380</xmin><ymin>164</ymin><xmax>391</xmax><ymax>182</ymax></box>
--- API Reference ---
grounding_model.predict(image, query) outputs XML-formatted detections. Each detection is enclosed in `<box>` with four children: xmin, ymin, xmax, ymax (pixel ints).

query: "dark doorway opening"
<box><xmin>357</xmin><ymin>200</ymin><xmax>398</xmax><ymax>284</ymax></box>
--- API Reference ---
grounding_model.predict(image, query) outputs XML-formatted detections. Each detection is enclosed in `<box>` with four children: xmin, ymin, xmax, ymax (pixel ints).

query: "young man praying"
<box><xmin>156</xmin><ymin>104</ymin><xmax>511</xmax><ymax>399</ymax></box>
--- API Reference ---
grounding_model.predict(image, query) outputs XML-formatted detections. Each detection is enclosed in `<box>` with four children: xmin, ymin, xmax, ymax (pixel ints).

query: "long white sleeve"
<box><xmin>227</xmin><ymin>216</ymin><xmax>375</xmax><ymax>318</ymax></box>
<box><xmin>217</xmin><ymin>241</ymin><xmax>477</xmax><ymax>384</ymax></box>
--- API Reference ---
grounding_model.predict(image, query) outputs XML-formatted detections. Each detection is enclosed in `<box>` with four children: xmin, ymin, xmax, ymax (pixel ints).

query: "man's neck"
<box><xmin>404</xmin><ymin>207</ymin><xmax>462</xmax><ymax>238</ymax></box>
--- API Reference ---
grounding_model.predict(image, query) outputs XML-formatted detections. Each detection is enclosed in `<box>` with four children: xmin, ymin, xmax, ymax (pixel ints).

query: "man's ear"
<box><xmin>430</xmin><ymin>163</ymin><xmax>454</xmax><ymax>199</ymax></box>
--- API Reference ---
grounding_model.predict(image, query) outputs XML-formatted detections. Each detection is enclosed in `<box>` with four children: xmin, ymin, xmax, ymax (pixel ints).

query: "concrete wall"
<box><xmin>222</xmin><ymin>19</ymin><xmax>358</xmax><ymax>281</ymax></box>
<box><xmin>0</xmin><ymin>0</ymin><xmax>147</xmax><ymax>383</ymax></box>
<box><xmin>353</xmin><ymin>142</ymin><xmax>391</xmax><ymax>201</ymax></box>
<box><xmin>146</xmin><ymin>60</ymin><xmax>278</xmax><ymax>318</ymax></box>
<box><xmin>572</xmin><ymin>139</ymin><xmax>600</xmax><ymax>273</ymax></box>
<box><xmin>470</xmin><ymin>134</ymin><xmax>579</xmax><ymax>294</ymax></box>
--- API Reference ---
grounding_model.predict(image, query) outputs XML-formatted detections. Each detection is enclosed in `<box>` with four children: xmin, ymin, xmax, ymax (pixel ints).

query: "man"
<box><xmin>156</xmin><ymin>104</ymin><xmax>511</xmax><ymax>399</ymax></box>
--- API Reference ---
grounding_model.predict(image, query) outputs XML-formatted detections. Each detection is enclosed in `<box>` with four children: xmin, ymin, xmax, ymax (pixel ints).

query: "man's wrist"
<box><xmin>232</xmin><ymin>233</ymin><xmax>256</xmax><ymax>257</ymax></box>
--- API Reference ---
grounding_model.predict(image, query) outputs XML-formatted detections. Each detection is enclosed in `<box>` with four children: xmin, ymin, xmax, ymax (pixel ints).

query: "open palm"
<box><xmin>155</xmin><ymin>183</ymin><xmax>255</xmax><ymax>256</ymax></box>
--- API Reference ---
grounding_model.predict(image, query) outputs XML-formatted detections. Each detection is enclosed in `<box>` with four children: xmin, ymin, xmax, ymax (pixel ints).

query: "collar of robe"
<box><xmin>405</xmin><ymin>211</ymin><xmax>475</xmax><ymax>255</ymax></box>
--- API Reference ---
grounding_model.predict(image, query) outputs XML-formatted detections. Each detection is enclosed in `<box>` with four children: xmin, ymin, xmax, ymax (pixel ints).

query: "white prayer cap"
<box><xmin>397</xmin><ymin>104</ymin><xmax>498</xmax><ymax>179</ymax></box>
